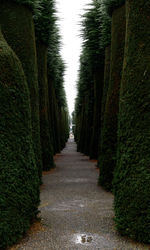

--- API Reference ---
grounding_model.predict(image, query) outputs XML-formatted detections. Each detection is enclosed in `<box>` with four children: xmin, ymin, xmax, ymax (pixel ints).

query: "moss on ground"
<box><xmin>0</xmin><ymin>0</ymin><xmax>42</xmax><ymax>179</ymax></box>
<box><xmin>98</xmin><ymin>4</ymin><xmax>126</xmax><ymax>191</ymax></box>
<box><xmin>0</xmin><ymin>29</ymin><xmax>39</xmax><ymax>249</ymax></box>
<box><xmin>113</xmin><ymin>0</ymin><xmax>150</xmax><ymax>243</ymax></box>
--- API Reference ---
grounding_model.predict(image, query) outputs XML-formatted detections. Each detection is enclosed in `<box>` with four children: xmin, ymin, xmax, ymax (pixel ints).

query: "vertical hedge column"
<box><xmin>100</xmin><ymin>46</ymin><xmax>111</xmax><ymax>127</ymax></box>
<box><xmin>98</xmin><ymin>4</ymin><xmax>126</xmax><ymax>190</ymax></box>
<box><xmin>90</xmin><ymin>68</ymin><xmax>104</xmax><ymax>159</ymax></box>
<box><xmin>77</xmin><ymin>103</ymin><xmax>86</xmax><ymax>153</ymax></box>
<box><xmin>0</xmin><ymin>30</ymin><xmax>39</xmax><ymax>249</ymax></box>
<box><xmin>48</xmin><ymin>76</ymin><xmax>61</xmax><ymax>154</ymax></box>
<box><xmin>36</xmin><ymin>41</ymin><xmax>54</xmax><ymax>170</ymax></box>
<box><xmin>82</xmin><ymin>94</ymin><xmax>91</xmax><ymax>155</ymax></box>
<box><xmin>98</xmin><ymin>46</ymin><xmax>111</xmax><ymax>168</ymax></box>
<box><xmin>113</xmin><ymin>0</ymin><xmax>150</xmax><ymax>243</ymax></box>
<box><xmin>0</xmin><ymin>1</ymin><xmax>42</xmax><ymax>178</ymax></box>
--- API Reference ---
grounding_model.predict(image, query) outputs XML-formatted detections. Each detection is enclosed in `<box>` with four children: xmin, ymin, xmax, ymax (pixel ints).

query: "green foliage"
<box><xmin>46</xmin><ymin>8</ymin><xmax>69</xmax><ymax>153</ymax></box>
<box><xmin>75</xmin><ymin>49</ymin><xmax>94</xmax><ymax>152</ymax></box>
<box><xmin>34</xmin><ymin>0</ymin><xmax>56</xmax><ymax>46</ymax></box>
<box><xmin>47</xmin><ymin>25</ymin><xmax>67</xmax><ymax>109</ymax></box>
<box><xmin>98</xmin><ymin>4</ymin><xmax>126</xmax><ymax>191</ymax></box>
<box><xmin>10</xmin><ymin>0</ymin><xmax>41</xmax><ymax>11</ymax></box>
<box><xmin>0</xmin><ymin>0</ymin><xmax>42</xmax><ymax>179</ymax></box>
<box><xmin>36</xmin><ymin>41</ymin><xmax>55</xmax><ymax>170</ymax></box>
<box><xmin>0</xmin><ymin>30</ymin><xmax>39</xmax><ymax>249</ymax></box>
<box><xmin>113</xmin><ymin>0</ymin><xmax>150</xmax><ymax>243</ymax></box>
<box><xmin>81</xmin><ymin>0</ymin><xmax>104</xmax><ymax>70</ymax></box>
<box><xmin>99</xmin><ymin>0</ymin><xmax>111</xmax><ymax>48</ymax></box>
<box><xmin>75</xmin><ymin>0</ymin><xmax>105</xmax><ymax>158</ymax></box>
<box><xmin>104</xmin><ymin>0</ymin><xmax>125</xmax><ymax>16</ymax></box>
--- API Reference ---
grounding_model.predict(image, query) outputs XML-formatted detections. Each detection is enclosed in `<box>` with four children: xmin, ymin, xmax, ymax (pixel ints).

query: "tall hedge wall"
<box><xmin>100</xmin><ymin>46</ymin><xmax>111</xmax><ymax>127</ymax></box>
<box><xmin>47</xmin><ymin>23</ymin><xmax>69</xmax><ymax>153</ymax></box>
<box><xmin>90</xmin><ymin>68</ymin><xmax>104</xmax><ymax>159</ymax></box>
<box><xmin>0</xmin><ymin>30</ymin><xmax>39</xmax><ymax>249</ymax></box>
<box><xmin>47</xmin><ymin>75</ymin><xmax>61</xmax><ymax>154</ymax></box>
<box><xmin>104</xmin><ymin>0</ymin><xmax>125</xmax><ymax>16</ymax></box>
<box><xmin>98</xmin><ymin>4</ymin><xmax>126</xmax><ymax>191</ymax></box>
<box><xmin>36</xmin><ymin>40</ymin><xmax>54</xmax><ymax>170</ymax></box>
<box><xmin>0</xmin><ymin>0</ymin><xmax>42</xmax><ymax>178</ymax></box>
<box><xmin>0</xmin><ymin>0</ymin><xmax>39</xmax><ymax>11</ymax></box>
<box><xmin>98</xmin><ymin>46</ymin><xmax>111</xmax><ymax>168</ymax></box>
<box><xmin>113</xmin><ymin>0</ymin><xmax>150</xmax><ymax>243</ymax></box>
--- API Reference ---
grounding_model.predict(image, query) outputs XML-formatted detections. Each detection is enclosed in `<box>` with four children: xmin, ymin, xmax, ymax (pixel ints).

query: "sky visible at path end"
<box><xmin>56</xmin><ymin>0</ymin><xmax>92</xmax><ymax>116</ymax></box>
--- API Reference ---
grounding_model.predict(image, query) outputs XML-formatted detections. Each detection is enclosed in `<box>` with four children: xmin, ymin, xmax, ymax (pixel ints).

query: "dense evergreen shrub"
<box><xmin>34</xmin><ymin>0</ymin><xmax>55</xmax><ymax>45</ymax></box>
<box><xmin>0</xmin><ymin>0</ymin><xmax>42</xmax><ymax>179</ymax></box>
<box><xmin>90</xmin><ymin>68</ymin><xmax>104</xmax><ymax>159</ymax></box>
<box><xmin>104</xmin><ymin>0</ymin><xmax>125</xmax><ymax>16</ymax></box>
<box><xmin>35</xmin><ymin>0</ymin><xmax>69</xmax><ymax>160</ymax></box>
<box><xmin>83</xmin><ymin>2</ymin><xmax>104</xmax><ymax>160</ymax></box>
<box><xmin>75</xmin><ymin>50</ymin><xmax>94</xmax><ymax>155</ymax></box>
<box><xmin>100</xmin><ymin>46</ymin><xmax>111</xmax><ymax>127</ymax></box>
<box><xmin>0</xmin><ymin>29</ymin><xmax>39</xmax><ymax>249</ymax></box>
<box><xmin>34</xmin><ymin>0</ymin><xmax>57</xmax><ymax>169</ymax></box>
<box><xmin>75</xmin><ymin>0</ymin><xmax>104</xmax><ymax>158</ymax></box>
<box><xmin>4</xmin><ymin>0</ymin><xmax>40</xmax><ymax>11</ymax></box>
<box><xmin>113</xmin><ymin>0</ymin><xmax>150</xmax><ymax>243</ymax></box>
<box><xmin>98</xmin><ymin>4</ymin><xmax>126</xmax><ymax>191</ymax></box>
<box><xmin>36</xmin><ymin>40</ymin><xmax>55</xmax><ymax>170</ymax></box>
<box><xmin>47</xmin><ymin>24</ymin><xmax>69</xmax><ymax>152</ymax></box>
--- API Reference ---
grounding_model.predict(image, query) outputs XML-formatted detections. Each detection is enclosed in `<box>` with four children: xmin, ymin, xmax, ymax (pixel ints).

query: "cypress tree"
<box><xmin>47</xmin><ymin>24</ymin><xmax>69</xmax><ymax>153</ymax></box>
<box><xmin>101</xmin><ymin>46</ymin><xmax>111</xmax><ymax>127</ymax></box>
<box><xmin>98</xmin><ymin>2</ymin><xmax>126</xmax><ymax>190</ymax></box>
<box><xmin>83</xmin><ymin>1</ymin><xmax>105</xmax><ymax>159</ymax></box>
<box><xmin>36</xmin><ymin>41</ymin><xmax>54</xmax><ymax>170</ymax></box>
<box><xmin>47</xmin><ymin>27</ymin><xmax>62</xmax><ymax>154</ymax></box>
<box><xmin>0</xmin><ymin>29</ymin><xmax>39</xmax><ymax>249</ymax></box>
<box><xmin>113</xmin><ymin>0</ymin><xmax>150</xmax><ymax>243</ymax></box>
<box><xmin>0</xmin><ymin>0</ymin><xmax>42</xmax><ymax>179</ymax></box>
<box><xmin>34</xmin><ymin>0</ymin><xmax>55</xmax><ymax>170</ymax></box>
<box><xmin>75</xmin><ymin>1</ymin><xmax>105</xmax><ymax>158</ymax></box>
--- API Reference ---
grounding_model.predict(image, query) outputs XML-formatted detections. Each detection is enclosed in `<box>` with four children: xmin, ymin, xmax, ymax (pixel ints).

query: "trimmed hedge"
<box><xmin>0</xmin><ymin>29</ymin><xmax>39</xmax><ymax>249</ymax></box>
<box><xmin>101</xmin><ymin>46</ymin><xmax>111</xmax><ymax>127</ymax></box>
<box><xmin>98</xmin><ymin>45</ymin><xmax>111</xmax><ymax>167</ymax></box>
<box><xmin>47</xmin><ymin>75</ymin><xmax>61</xmax><ymax>154</ymax></box>
<box><xmin>34</xmin><ymin>0</ymin><xmax>55</xmax><ymax>46</ymax></box>
<box><xmin>104</xmin><ymin>0</ymin><xmax>125</xmax><ymax>16</ymax></box>
<box><xmin>113</xmin><ymin>0</ymin><xmax>150</xmax><ymax>243</ymax></box>
<box><xmin>0</xmin><ymin>0</ymin><xmax>42</xmax><ymax>179</ymax></box>
<box><xmin>1</xmin><ymin>0</ymin><xmax>39</xmax><ymax>10</ymax></box>
<box><xmin>47</xmin><ymin>24</ymin><xmax>69</xmax><ymax>153</ymax></box>
<box><xmin>36</xmin><ymin>40</ymin><xmax>55</xmax><ymax>170</ymax></box>
<box><xmin>75</xmin><ymin>0</ymin><xmax>105</xmax><ymax>158</ymax></box>
<box><xmin>98</xmin><ymin>4</ymin><xmax>126</xmax><ymax>191</ymax></box>
<box><xmin>90</xmin><ymin>68</ymin><xmax>104</xmax><ymax>159</ymax></box>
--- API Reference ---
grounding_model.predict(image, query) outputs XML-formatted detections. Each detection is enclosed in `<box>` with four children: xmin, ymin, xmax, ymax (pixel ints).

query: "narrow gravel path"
<box><xmin>14</xmin><ymin>139</ymin><xmax>149</xmax><ymax>250</ymax></box>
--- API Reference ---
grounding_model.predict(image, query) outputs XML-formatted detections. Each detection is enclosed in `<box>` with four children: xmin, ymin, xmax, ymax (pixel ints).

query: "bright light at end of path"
<box><xmin>56</xmin><ymin>0</ymin><xmax>92</xmax><ymax>115</ymax></box>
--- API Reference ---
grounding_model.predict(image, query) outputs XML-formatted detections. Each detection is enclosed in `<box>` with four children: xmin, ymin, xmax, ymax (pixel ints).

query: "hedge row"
<box><xmin>0</xmin><ymin>0</ymin><xmax>69</xmax><ymax>248</ymax></box>
<box><xmin>113</xmin><ymin>0</ymin><xmax>150</xmax><ymax>243</ymax></box>
<box><xmin>75</xmin><ymin>1</ymin><xmax>105</xmax><ymax>159</ymax></box>
<box><xmin>98</xmin><ymin>4</ymin><xmax>126</xmax><ymax>191</ymax></box>
<box><xmin>74</xmin><ymin>0</ymin><xmax>150</xmax><ymax>244</ymax></box>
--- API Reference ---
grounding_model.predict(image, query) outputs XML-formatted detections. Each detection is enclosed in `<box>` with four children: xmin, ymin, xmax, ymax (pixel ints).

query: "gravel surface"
<box><xmin>12</xmin><ymin>139</ymin><xmax>150</xmax><ymax>250</ymax></box>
